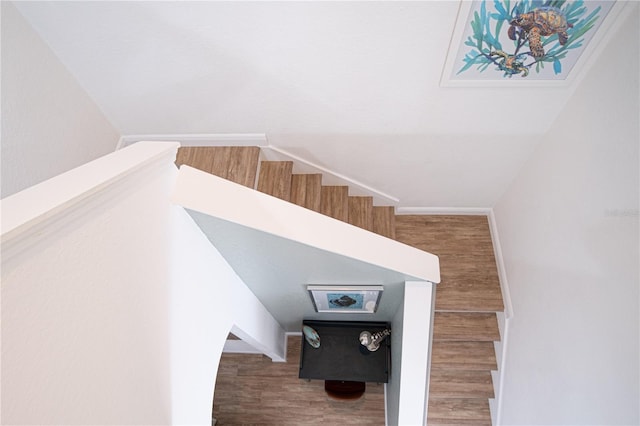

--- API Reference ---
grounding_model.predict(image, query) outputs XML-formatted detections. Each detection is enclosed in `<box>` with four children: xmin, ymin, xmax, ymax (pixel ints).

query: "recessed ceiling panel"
<box><xmin>442</xmin><ymin>0</ymin><xmax>623</xmax><ymax>85</ymax></box>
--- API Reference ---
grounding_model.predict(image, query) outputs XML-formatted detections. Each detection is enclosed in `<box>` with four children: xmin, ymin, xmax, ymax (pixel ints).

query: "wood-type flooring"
<box><xmin>213</xmin><ymin>335</ymin><xmax>385</xmax><ymax>425</ymax></box>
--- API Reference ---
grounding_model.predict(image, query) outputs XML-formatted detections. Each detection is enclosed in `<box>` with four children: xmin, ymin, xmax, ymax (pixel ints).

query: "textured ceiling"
<box><xmin>13</xmin><ymin>1</ymin><xmax>632</xmax><ymax>208</ymax></box>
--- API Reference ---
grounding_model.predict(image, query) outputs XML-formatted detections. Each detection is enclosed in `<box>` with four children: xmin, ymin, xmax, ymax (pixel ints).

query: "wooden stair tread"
<box><xmin>176</xmin><ymin>146</ymin><xmax>216</xmax><ymax>173</ymax></box>
<box><xmin>348</xmin><ymin>196</ymin><xmax>373</xmax><ymax>231</ymax></box>
<box><xmin>435</xmin><ymin>279</ymin><xmax>504</xmax><ymax>312</ymax></box>
<box><xmin>431</xmin><ymin>341</ymin><xmax>497</xmax><ymax>370</ymax></box>
<box><xmin>175</xmin><ymin>146</ymin><xmax>259</xmax><ymax>188</ymax></box>
<box><xmin>433</xmin><ymin>312</ymin><xmax>500</xmax><ymax>342</ymax></box>
<box><xmin>429</xmin><ymin>370</ymin><xmax>494</xmax><ymax>398</ymax></box>
<box><xmin>394</xmin><ymin>216</ymin><xmax>497</xmax><ymax>260</ymax></box>
<box><xmin>320</xmin><ymin>186</ymin><xmax>349</xmax><ymax>221</ymax></box>
<box><xmin>395</xmin><ymin>215</ymin><xmax>496</xmax><ymax>250</ymax></box>
<box><xmin>372</xmin><ymin>206</ymin><xmax>395</xmax><ymax>239</ymax></box>
<box><xmin>257</xmin><ymin>161</ymin><xmax>293</xmax><ymax>201</ymax></box>
<box><xmin>290</xmin><ymin>174</ymin><xmax>322</xmax><ymax>212</ymax></box>
<box><xmin>428</xmin><ymin>398</ymin><xmax>492</xmax><ymax>425</ymax></box>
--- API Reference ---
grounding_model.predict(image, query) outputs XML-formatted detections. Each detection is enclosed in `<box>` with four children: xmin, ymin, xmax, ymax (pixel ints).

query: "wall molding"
<box><xmin>1</xmin><ymin>142</ymin><xmax>180</xmax><ymax>273</ymax></box>
<box><xmin>486</xmin><ymin>209</ymin><xmax>513</xmax><ymax>319</ymax></box>
<box><xmin>261</xmin><ymin>145</ymin><xmax>400</xmax><ymax>205</ymax></box>
<box><xmin>486</xmin><ymin>209</ymin><xmax>513</xmax><ymax>426</ymax></box>
<box><xmin>494</xmin><ymin>314</ymin><xmax>510</xmax><ymax>426</ymax></box>
<box><xmin>116</xmin><ymin>133</ymin><xmax>268</xmax><ymax>150</ymax></box>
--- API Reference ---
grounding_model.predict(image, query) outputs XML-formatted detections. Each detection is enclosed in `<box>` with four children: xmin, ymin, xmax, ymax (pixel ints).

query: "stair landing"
<box><xmin>395</xmin><ymin>215</ymin><xmax>503</xmax><ymax>312</ymax></box>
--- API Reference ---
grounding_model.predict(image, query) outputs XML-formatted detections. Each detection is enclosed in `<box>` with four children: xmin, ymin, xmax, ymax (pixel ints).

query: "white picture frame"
<box><xmin>307</xmin><ymin>285</ymin><xmax>383</xmax><ymax>314</ymax></box>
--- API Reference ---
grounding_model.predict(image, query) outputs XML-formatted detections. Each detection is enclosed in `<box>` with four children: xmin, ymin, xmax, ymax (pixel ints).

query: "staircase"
<box><xmin>175</xmin><ymin>146</ymin><xmax>504</xmax><ymax>425</ymax></box>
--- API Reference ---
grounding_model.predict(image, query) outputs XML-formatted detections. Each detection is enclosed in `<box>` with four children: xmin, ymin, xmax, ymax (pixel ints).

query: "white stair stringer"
<box><xmin>171</xmin><ymin>166</ymin><xmax>439</xmax><ymax>285</ymax></box>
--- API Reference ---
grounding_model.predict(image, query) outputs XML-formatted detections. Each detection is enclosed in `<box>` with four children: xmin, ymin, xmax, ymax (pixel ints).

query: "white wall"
<box><xmin>169</xmin><ymin>206</ymin><xmax>234</xmax><ymax>425</ymax></box>
<box><xmin>1</xmin><ymin>1</ymin><xmax>119</xmax><ymax>198</ymax></box>
<box><xmin>229</xmin><ymin>280</ymin><xmax>286</xmax><ymax>362</ymax></box>
<box><xmin>170</xmin><ymin>205</ymin><xmax>290</xmax><ymax>422</ymax></box>
<box><xmin>1</xmin><ymin>145</ymin><xmax>178</xmax><ymax>424</ymax></box>
<box><xmin>494</xmin><ymin>5</ymin><xmax>639</xmax><ymax>425</ymax></box>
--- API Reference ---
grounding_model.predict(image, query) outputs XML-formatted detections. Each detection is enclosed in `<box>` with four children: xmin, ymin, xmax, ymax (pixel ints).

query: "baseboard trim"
<box><xmin>486</xmin><ymin>209</ymin><xmax>513</xmax><ymax>426</ymax></box>
<box><xmin>486</xmin><ymin>210</ymin><xmax>513</xmax><ymax>319</ymax></box>
<box><xmin>395</xmin><ymin>207</ymin><xmax>492</xmax><ymax>215</ymax></box>
<box><xmin>494</xmin><ymin>315</ymin><xmax>510</xmax><ymax>426</ymax></box>
<box><xmin>116</xmin><ymin>133</ymin><xmax>268</xmax><ymax>150</ymax></box>
<box><xmin>262</xmin><ymin>145</ymin><xmax>400</xmax><ymax>205</ymax></box>
<box><xmin>1</xmin><ymin>142</ymin><xmax>179</xmax><ymax>273</ymax></box>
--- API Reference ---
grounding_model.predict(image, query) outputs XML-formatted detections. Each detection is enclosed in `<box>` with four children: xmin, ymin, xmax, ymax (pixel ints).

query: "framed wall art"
<box><xmin>307</xmin><ymin>285</ymin><xmax>383</xmax><ymax>314</ymax></box>
<box><xmin>441</xmin><ymin>0</ymin><xmax>626</xmax><ymax>86</ymax></box>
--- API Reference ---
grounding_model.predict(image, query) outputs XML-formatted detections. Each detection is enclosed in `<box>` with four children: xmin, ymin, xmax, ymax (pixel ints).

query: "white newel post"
<box><xmin>398</xmin><ymin>281</ymin><xmax>436</xmax><ymax>426</ymax></box>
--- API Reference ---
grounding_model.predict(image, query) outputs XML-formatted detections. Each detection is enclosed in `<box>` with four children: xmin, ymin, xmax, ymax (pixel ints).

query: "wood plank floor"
<box><xmin>213</xmin><ymin>335</ymin><xmax>386</xmax><ymax>425</ymax></box>
<box><xmin>428</xmin><ymin>398</ymin><xmax>492</xmax><ymax>426</ymax></box>
<box><xmin>176</xmin><ymin>146</ymin><xmax>260</xmax><ymax>188</ymax></box>
<box><xmin>395</xmin><ymin>215</ymin><xmax>503</xmax><ymax>312</ymax></box>
<box><xmin>433</xmin><ymin>312</ymin><xmax>500</xmax><ymax>341</ymax></box>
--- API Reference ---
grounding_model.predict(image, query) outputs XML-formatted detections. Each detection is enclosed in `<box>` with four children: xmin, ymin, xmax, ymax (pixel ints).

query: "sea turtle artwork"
<box><xmin>454</xmin><ymin>0</ymin><xmax>613</xmax><ymax>80</ymax></box>
<box><xmin>329</xmin><ymin>295</ymin><xmax>357</xmax><ymax>307</ymax></box>
<box><xmin>508</xmin><ymin>7</ymin><xmax>573</xmax><ymax>58</ymax></box>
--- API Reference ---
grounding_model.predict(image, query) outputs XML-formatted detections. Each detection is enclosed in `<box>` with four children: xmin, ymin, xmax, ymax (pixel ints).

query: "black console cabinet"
<box><xmin>298</xmin><ymin>320</ymin><xmax>391</xmax><ymax>383</ymax></box>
